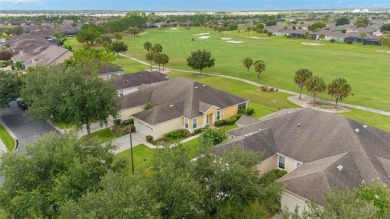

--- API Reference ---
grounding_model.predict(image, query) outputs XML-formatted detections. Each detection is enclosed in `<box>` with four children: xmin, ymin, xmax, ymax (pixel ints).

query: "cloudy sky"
<box><xmin>0</xmin><ymin>0</ymin><xmax>389</xmax><ymax>10</ymax></box>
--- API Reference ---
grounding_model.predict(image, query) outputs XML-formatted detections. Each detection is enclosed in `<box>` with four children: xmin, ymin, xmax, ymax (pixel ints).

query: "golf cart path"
<box><xmin>119</xmin><ymin>53</ymin><xmax>390</xmax><ymax>117</ymax></box>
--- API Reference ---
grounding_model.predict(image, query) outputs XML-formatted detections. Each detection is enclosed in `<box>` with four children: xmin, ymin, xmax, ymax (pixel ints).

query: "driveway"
<box><xmin>0</xmin><ymin>101</ymin><xmax>58</xmax><ymax>152</ymax></box>
<box><xmin>113</xmin><ymin>132</ymin><xmax>148</xmax><ymax>154</ymax></box>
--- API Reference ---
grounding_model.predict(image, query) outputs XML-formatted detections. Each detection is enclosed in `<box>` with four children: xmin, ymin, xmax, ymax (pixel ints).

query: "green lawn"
<box><xmin>114</xmin><ymin>144</ymin><xmax>155</xmax><ymax>175</ymax></box>
<box><xmin>81</xmin><ymin>128</ymin><xmax>124</xmax><ymax>141</ymax></box>
<box><xmin>0</xmin><ymin>123</ymin><xmax>15</xmax><ymax>152</ymax></box>
<box><xmin>120</xmin><ymin>27</ymin><xmax>390</xmax><ymax>112</ymax></box>
<box><xmin>341</xmin><ymin>108</ymin><xmax>390</xmax><ymax>132</ymax></box>
<box><xmin>63</xmin><ymin>36</ymin><xmax>83</xmax><ymax>50</ymax></box>
<box><xmin>111</xmin><ymin>56</ymin><xmax>149</xmax><ymax>73</ymax></box>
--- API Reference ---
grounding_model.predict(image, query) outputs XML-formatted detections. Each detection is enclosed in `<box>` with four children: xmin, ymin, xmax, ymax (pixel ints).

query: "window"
<box><xmin>119</xmin><ymin>90</ymin><xmax>123</xmax><ymax>97</ymax></box>
<box><xmin>216</xmin><ymin>110</ymin><xmax>221</xmax><ymax>120</ymax></box>
<box><xmin>192</xmin><ymin>118</ymin><xmax>197</xmax><ymax>129</ymax></box>
<box><xmin>278</xmin><ymin>155</ymin><xmax>285</xmax><ymax>169</ymax></box>
<box><xmin>185</xmin><ymin>118</ymin><xmax>188</xmax><ymax>128</ymax></box>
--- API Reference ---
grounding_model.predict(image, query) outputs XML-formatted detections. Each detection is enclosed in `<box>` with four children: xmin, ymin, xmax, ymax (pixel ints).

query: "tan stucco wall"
<box><xmin>281</xmin><ymin>190</ymin><xmax>310</xmax><ymax>215</ymax></box>
<box><xmin>153</xmin><ymin>117</ymin><xmax>183</xmax><ymax>139</ymax></box>
<box><xmin>257</xmin><ymin>154</ymin><xmax>278</xmax><ymax>176</ymax></box>
<box><xmin>222</xmin><ymin>104</ymin><xmax>239</xmax><ymax>119</ymax></box>
<box><xmin>120</xmin><ymin>106</ymin><xmax>144</xmax><ymax>120</ymax></box>
<box><xmin>283</xmin><ymin>155</ymin><xmax>300</xmax><ymax>173</ymax></box>
<box><xmin>204</xmin><ymin>107</ymin><xmax>218</xmax><ymax>115</ymax></box>
<box><xmin>198</xmin><ymin>115</ymin><xmax>204</xmax><ymax>126</ymax></box>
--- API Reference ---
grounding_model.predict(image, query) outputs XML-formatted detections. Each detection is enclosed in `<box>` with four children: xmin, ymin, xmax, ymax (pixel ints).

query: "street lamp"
<box><xmin>130</xmin><ymin>124</ymin><xmax>134</xmax><ymax>175</ymax></box>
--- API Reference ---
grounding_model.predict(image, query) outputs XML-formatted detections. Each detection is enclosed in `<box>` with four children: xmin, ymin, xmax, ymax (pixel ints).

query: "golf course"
<box><xmin>114</xmin><ymin>27</ymin><xmax>390</xmax><ymax>112</ymax></box>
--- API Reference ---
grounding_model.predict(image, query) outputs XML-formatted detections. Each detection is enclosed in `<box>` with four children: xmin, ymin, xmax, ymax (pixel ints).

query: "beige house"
<box><xmin>24</xmin><ymin>45</ymin><xmax>73</xmax><ymax>68</ymax></box>
<box><xmin>117</xmin><ymin>78</ymin><xmax>248</xmax><ymax>139</ymax></box>
<box><xmin>216</xmin><ymin>108</ymin><xmax>390</xmax><ymax>214</ymax></box>
<box><xmin>111</xmin><ymin>71</ymin><xmax>167</xmax><ymax>96</ymax></box>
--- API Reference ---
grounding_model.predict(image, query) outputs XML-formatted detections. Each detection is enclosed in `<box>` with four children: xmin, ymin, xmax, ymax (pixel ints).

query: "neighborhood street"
<box><xmin>0</xmin><ymin>101</ymin><xmax>58</xmax><ymax>152</ymax></box>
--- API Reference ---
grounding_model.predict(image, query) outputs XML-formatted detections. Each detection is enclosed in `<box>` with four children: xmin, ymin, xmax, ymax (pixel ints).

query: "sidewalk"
<box><xmin>0</xmin><ymin>139</ymin><xmax>7</xmax><ymax>154</ymax></box>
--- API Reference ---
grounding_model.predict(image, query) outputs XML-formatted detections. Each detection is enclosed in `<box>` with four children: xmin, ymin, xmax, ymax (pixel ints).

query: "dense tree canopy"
<box><xmin>308</xmin><ymin>22</ymin><xmax>326</xmax><ymax>32</ymax></box>
<box><xmin>254</xmin><ymin>60</ymin><xmax>266</xmax><ymax>78</ymax></box>
<box><xmin>327</xmin><ymin>78</ymin><xmax>352</xmax><ymax>108</ymax></box>
<box><xmin>187</xmin><ymin>49</ymin><xmax>215</xmax><ymax>75</ymax></box>
<box><xmin>65</xmin><ymin>47</ymin><xmax>116</xmax><ymax>74</ymax></box>
<box><xmin>354</xmin><ymin>17</ymin><xmax>370</xmax><ymax>28</ymax></box>
<box><xmin>306</xmin><ymin>75</ymin><xmax>326</xmax><ymax>106</ymax></box>
<box><xmin>76</xmin><ymin>24</ymin><xmax>101</xmax><ymax>45</ymax></box>
<box><xmin>0</xmin><ymin>133</ymin><xmax>121</xmax><ymax>218</ymax></box>
<box><xmin>294</xmin><ymin>68</ymin><xmax>313</xmax><ymax>100</ymax></box>
<box><xmin>243</xmin><ymin>57</ymin><xmax>253</xmax><ymax>76</ymax></box>
<box><xmin>110</xmin><ymin>41</ymin><xmax>128</xmax><ymax>56</ymax></box>
<box><xmin>21</xmin><ymin>65</ymin><xmax>118</xmax><ymax>136</ymax></box>
<box><xmin>335</xmin><ymin>17</ymin><xmax>350</xmax><ymax>26</ymax></box>
<box><xmin>380</xmin><ymin>23</ymin><xmax>390</xmax><ymax>33</ymax></box>
<box><xmin>0</xmin><ymin>71</ymin><xmax>22</xmax><ymax>108</ymax></box>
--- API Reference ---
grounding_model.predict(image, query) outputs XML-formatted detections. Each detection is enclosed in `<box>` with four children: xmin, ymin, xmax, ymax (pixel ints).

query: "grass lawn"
<box><xmin>81</xmin><ymin>128</ymin><xmax>124</xmax><ymax>141</ymax></box>
<box><xmin>0</xmin><ymin>123</ymin><xmax>15</xmax><ymax>152</ymax></box>
<box><xmin>63</xmin><ymin>36</ymin><xmax>83</xmax><ymax>50</ymax></box>
<box><xmin>341</xmin><ymin>108</ymin><xmax>390</xmax><ymax>132</ymax></box>
<box><xmin>111</xmin><ymin>56</ymin><xmax>149</xmax><ymax>73</ymax></box>
<box><xmin>114</xmin><ymin>144</ymin><xmax>155</xmax><ymax>175</ymax></box>
<box><xmin>0</xmin><ymin>210</ymin><xmax>6</xmax><ymax>219</ymax></box>
<box><xmin>120</xmin><ymin>27</ymin><xmax>390</xmax><ymax>111</ymax></box>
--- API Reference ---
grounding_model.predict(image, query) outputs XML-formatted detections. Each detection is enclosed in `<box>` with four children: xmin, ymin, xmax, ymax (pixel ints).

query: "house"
<box><xmin>24</xmin><ymin>45</ymin><xmax>73</xmax><ymax>68</ymax></box>
<box><xmin>117</xmin><ymin>78</ymin><xmax>248</xmax><ymax>139</ymax></box>
<box><xmin>111</xmin><ymin>71</ymin><xmax>167</xmax><ymax>96</ymax></box>
<box><xmin>216</xmin><ymin>108</ymin><xmax>390</xmax><ymax>214</ymax></box>
<box><xmin>98</xmin><ymin>63</ymin><xmax>125</xmax><ymax>80</ymax></box>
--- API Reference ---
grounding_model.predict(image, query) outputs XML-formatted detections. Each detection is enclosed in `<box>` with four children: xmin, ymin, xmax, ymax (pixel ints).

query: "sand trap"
<box><xmin>377</xmin><ymin>50</ymin><xmax>390</xmax><ymax>54</ymax></box>
<box><xmin>198</xmin><ymin>36</ymin><xmax>210</xmax><ymax>39</ymax></box>
<box><xmin>171</xmin><ymin>27</ymin><xmax>178</xmax><ymax>30</ymax></box>
<box><xmin>226</xmin><ymin>40</ymin><xmax>244</xmax><ymax>44</ymax></box>
<box><xmin>221</xmin><ymin>38</ymin><xmax>232</xmax><ymax>40</ymax></box>
<box><xmin>248</xmin><ymin>37</ymin><xmax>268</xmax><ymax>40</ymax></box>
<box><xmin>301</xmin><ymin>42</ymin><xmax>324</xmax><ymax>46</ymax></box>
<box><xmin>288</xmin><ymin>96</ymin><xmax>350</xmax><ymax>113</ymax></box>
<box><xmin>195</xmin><ymin>33</ymin><xmax>210</xmax><ymax>36</ymax></box>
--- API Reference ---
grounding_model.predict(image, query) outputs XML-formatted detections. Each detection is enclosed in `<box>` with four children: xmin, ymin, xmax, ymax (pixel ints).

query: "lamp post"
<box><xmin>130</xmin><ymin>124</ymin><xmax>134</xmax><ymax>175</ymax></box>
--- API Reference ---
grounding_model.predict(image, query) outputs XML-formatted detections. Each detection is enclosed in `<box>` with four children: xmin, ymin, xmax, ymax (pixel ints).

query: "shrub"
<box><xmin>330</xmin><ymin>39</ymin><xmax>335</xmax><ymax>43</ymax></box>
<box><xmin>223</xmin><ymin>118</ymin><xmax>237</xmax><ymax>125</ymax></box>
<box><xmin>275</xmin><ymin>88</ymin><xmax>278</xmax><ymax>92</ymax></box>
<box><xmin>346</xmin><ymin>40</ymin><xmax>353</xmax><ymax>44</ymax></box>
<box><xmin>214</xmin><ymin>120</ymin><xmax>224</xmax><ymax>127</ymax></box>
<box><xmin>0</xmin><ymin>51</ymin><xmax>13</xmax><ymax>61</ymax></box>
<box><xmin>268</xmin><ymin>87</ymin><xmax>275</xmax><ymax>92</ymax></box>
<box><xmin>146</xmin><ymin>135</ymin><xmax>153</xmax><ymax>143</ymax></box>
<box><xmin>144</xmin><ymin>102</ymin><xmax>153</xmax><ymax>110</ymax></box>
<box><xmin>238</xmin><ymin>108</ymin><xmax>246</xmax><ymax>115</ymax></box>
<box><xmin>260</xmin><ymin>85</ymin><xmax>268</xmax><ymax>92</ymax></box>
<box><xmin>121</xmin><ymin>119</ymin><xmax>134</xmax><ymax>126</ymax></box>
<box><xmin>130</xmin><ymin>124</ymin><xmax>136</xmax><ymax>133</ymax></box>
<box><xmin>193</xmin><ymin>127</ymin><xmax>207</xmax><ymax>135</ymax></box>
<box><xmin>246</xmin><ymin>108</ymin><xmax>254</xmax><ymax>116</ymax></box>
<box><xmin>162</xmin><ymin>129</ymin><xmax>189</xmax><ymax>142</ymax></box>
<box><xmin>114</xmin><ymin>119</ymin><xmax>122</xmax><ymax>126</ymax></box>
<box><xmin>201</xmin><ymin>127</ymin><xmax>226</xmax><ymax>145</ymax></box>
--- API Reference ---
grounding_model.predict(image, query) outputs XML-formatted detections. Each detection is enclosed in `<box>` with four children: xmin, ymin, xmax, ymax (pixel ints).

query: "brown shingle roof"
<box><xmin>111</xmin><ymin>71</ymin><xmax>167</xmax><ymax>90</ymax></box>
<box><xmin>224</xmin><ymin>108</ymin><xmax>390</xmax><ymax>206</ymax></box>
<box><xmin>119</xmin><ymin>78</ymin><xmax>247</xmax><ymax>124</ymax></box>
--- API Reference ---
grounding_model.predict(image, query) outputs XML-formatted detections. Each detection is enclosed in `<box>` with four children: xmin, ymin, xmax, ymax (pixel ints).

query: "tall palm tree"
<box><xmin>294</xmin><ymin>68</ymin><xmax>313</xmax><ymax>100</ymax></box>
<box><xmin>327</xmin><ymin>78</ymin><xmax>352</xmax><ymax>109</ymax></box>
<box><xmin>254</xmin><ymin>60</ymin><xmax>266</xmax><ymax>78</ymax></box>
<box><xmin>306</xmin><ymin>76</ymin><xmax>326</xmax><ymax>106</ymax></box>
<box><xmin>144</xmin><ymin>42</ymin><xmax>152</xmax><ymax>52</ymax></box>
<box><xmin>359</xmin><ymin>32</ymin><xmax>366</xmax><ymax>44</ymax></box>
<box><xmin>243</xmin><ymin>57</ymin><xmax>253</xmax><ymax>77</ymax></box>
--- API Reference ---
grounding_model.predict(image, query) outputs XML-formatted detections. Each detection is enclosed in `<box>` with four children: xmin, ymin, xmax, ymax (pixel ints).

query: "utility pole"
<box><xmin>130</xmin><ymin>125</ymin><xmax>134</xmax><ymax>175</ymax></box>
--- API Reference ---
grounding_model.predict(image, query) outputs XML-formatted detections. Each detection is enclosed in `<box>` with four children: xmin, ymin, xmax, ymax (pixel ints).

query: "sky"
<box><xmin>0</xmin><ymin>0</ymin><xmax>390</xmax><ymax>11</ymax></box>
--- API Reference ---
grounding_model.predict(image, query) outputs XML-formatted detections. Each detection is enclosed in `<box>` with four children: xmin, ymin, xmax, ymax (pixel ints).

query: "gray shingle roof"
<box><xmin>119</xmin><ymin>78</ymin><xmax>247</xmax><ymax>124</ymax></box>
<box><xmin>111</xmin><ymin>71</ymin><xmax>167</xmax><ymax>90</ymax></box>
<box><xmin>224</xmin><ymin>108</ymin><xmax>390</xmax><ymax>206</ymax></box>
<box><xmin>235</xmin><ymin>115</ymin><xmax>259</xmax><ymax>127</ymax></box>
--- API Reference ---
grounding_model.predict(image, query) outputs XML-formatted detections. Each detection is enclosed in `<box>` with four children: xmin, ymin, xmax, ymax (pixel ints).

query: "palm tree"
<box><xmin>328</xmin><ymin>78</ymin><xmax>352</xmax><ymax>109</ymax></box>
<box><xmin>146</xmin><ymin>52</ymin><xmax>154</xmax><ymax>71</ymax></box>
<box><xmin>254</xmin><ymin>60</ymin><xmax>266</xmax><ymax>78</ymax></box>
<box><xmin>359</xmin><ymin>32</ymin><xmax>366</xmax><ymax>44</ymax></box>
<box><xmin>153</xmin><ymin>53</ymin><xmax>163</xmax><ymax>72</ymax></box>
<box><xmin>294</xmin><ymin>68</ymin><xmax>313</xmax><ymax>100</ymax></box>
<box><xmin>319</xmin><ymin>34</ymin><xmax>325</xmax><ymax>40</ymax></box>
<box><xmin>243</xmin><ymin>57</ymin><xmax>253</xmax><ymax>77</ymax></box>
<box><xmin>161</xmin><ymin>53</ymin><xmax>169</xmax><ymax>71</ymax></box>
<box><xmin>152</xmin><ymin>43</ymin><xmax>163</xmax><ymax>53</ymax></box>
<box><xmin>144</xmin><ymin>42</ymin><xmax>152</xmax><ymax>52</ymax></box>
<box><xmin>114</xmin><ymin>33</ymin><xmax>122</xmax><ymax>42</ymax></box>
<box><xmin>303</xmin><ymin>32</ymin><xmax>312</xmax><ymax>44</ymax></box>
<box><xmin>306</xmin><ymin>75</ymin><xmax>326</xmax><ymax>106</ymax></box>
<box><xmin>380</xmin><ymin>37</ymin><xmax>390</xmax><ymax>52</ymax></box>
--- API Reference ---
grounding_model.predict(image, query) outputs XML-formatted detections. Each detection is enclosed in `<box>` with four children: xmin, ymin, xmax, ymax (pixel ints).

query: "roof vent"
<box><xmin>194</xmin><ymin>86</ymin><xmax>198</xmax><ymax>89</ymax></box>
<box><xmin>202</xmin><ymin>85</ymin><xmax>206</xmax><ymax>87</ymax></box>
<box><xmin>337</xmin><ymin>165</ymin><xmax>343</xmax><ymax>171</ymax></box>
<box><xmin>169</xmin><ymin>105</ymin><xmax>173</xmax><ymax>108</ymax></box>
<box><xmin>363</xmin><ymin>125</ymin><xmax>368</xmax><ymax>129</ymax></box>
<box><xmin>297</xmin><ymin>123</ymin><xmax>301</xmax><ymax>127</ymax></box>
<box><xmin>355</xmin><ymin>128</ymin><xmax>360</xmax><ymax>133</ymax></box>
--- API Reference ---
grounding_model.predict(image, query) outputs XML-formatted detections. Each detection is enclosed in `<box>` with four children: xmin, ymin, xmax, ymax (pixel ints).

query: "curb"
<box><xmin>0</xmin><ymin>119</ymin><xmax>18</xmax><ymax>152</ymax></box>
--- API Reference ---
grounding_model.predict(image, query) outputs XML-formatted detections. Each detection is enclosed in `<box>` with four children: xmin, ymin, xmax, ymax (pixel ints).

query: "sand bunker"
<box><xmin>221</xmin><ymin>38</ymin><xmax>232</xmax><ymax>40</ymax></box>
<box><xmin>377</xmin><ymin>50</ymin><xmax>390</xmax><ymax>54</ymax></box>
<box><xmin>171</xmin><ymin>27</ymin><xmax>178</xmax><ymax>30</ymax></box>
<box><xmin>301</xmin><ymin>42</ymin><xmax>324</xmax><ymax>46</ymax></box>
<box><xmin>226</xmin><ymin>40</ymin><xmax>244</xmax><ymax>44</ymax></box>
<box><xmin>248</xmin><ymin>37</ymin><xmax>268</xmax><ymax>40</ymax></box>
<box><xmin>195</xmin><ymin>33</ymin><xmax>210</xmax><ymax>36</ymax></box>
<box><xmin>198</xmin><ymin>36</ymin><xmax>211</xmax><ymax>39</ymax></box>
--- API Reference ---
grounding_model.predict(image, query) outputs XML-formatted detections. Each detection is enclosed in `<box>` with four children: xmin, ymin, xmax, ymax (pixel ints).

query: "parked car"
<box><xmin>16</xmin><ymin>99</ymin><xmax>28</xmax><ymax>110</ymax></box>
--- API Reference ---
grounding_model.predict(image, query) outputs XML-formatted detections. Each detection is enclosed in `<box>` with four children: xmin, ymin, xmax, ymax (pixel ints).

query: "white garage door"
<box><xmin>134</xmin><ymin>119</ymin><xmax>154</xmax><ymax>137</ymax></box>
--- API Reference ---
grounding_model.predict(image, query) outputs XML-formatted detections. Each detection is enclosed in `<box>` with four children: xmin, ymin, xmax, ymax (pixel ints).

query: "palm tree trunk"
<box><xmin>247</xmin><ymin>69</ymin><xmax>250</xmax><ymax>77</ymax></box>
<box><xmin>158</xmin><ymin>64</ymin><xmax>161</xmax><ymax>72</ymax></box>
<box><xmin>335</xmin><ymin>98</ymin><xmax>339</xmax><ymax>109</ymax></box>
<box><xmin>299</xmin><ymin>86</ymin><xmax>303</xmax><ymax>100</ymax></box>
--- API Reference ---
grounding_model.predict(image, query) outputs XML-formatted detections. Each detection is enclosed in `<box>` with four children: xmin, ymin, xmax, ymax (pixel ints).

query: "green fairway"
<box><xmin>0</xmin><ymin>123</ymin><xmax>15</xmax><ymax>152</ymax></box>
<box><xmin>63</xmin><ymin>36</ymin><xmax>83</xmax><ymax>50</ymax></box>
<box><xmin>111</xmin><ymin>56</ymin><xmax>149</xmax><ymax>73</ymax></box>
<box><xmin>114</xmin><ymin>144</ymin><xmax>155</xmax><ymax>175</ymax></box>
<box><xmin>341</xmin><ymin>108</ymin><xmax>390</xmax><ymax>132</ymax></box>
<box><xmin>121</xmin><ymin>27</ymin><xmax>390</xmax><ymax>111</ymax></box>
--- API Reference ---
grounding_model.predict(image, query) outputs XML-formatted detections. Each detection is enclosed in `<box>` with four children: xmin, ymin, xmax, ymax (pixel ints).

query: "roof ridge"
<box><xmin>344</xmin><ymin>117</ymin><xmax>384</xmax><ymax>184</ymax></box>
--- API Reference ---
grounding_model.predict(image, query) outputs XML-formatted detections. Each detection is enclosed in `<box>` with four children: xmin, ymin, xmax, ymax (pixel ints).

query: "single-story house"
<box><xmin>98</xmin><ymin>63</ymin><xmax>124</xmax><ymax>80</ymax></box>
<box><xmin>24</xmin><ymin>45</ymin><xmax>73</xmax><ymax>68</ymax></box>
<box><xmin>117</xmin><ymin>78</ymin><xmax>248</xmax><ymax>139</ymax></box>
<box><xmin>216</xmin><ymin>108</ymin><xmax>390</xmax><ymax>215</ymax></box>
<box><xmin>111</xmin><ymin>71</ymin><xmax>168</xmax><ymax>96</ymax></box>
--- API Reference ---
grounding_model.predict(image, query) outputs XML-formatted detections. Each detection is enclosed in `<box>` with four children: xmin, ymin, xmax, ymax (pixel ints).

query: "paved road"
<box><xmin>0</xmin><ymin>101</ymin><xmax>58</xmax><ymax>152</ymax></box>
<box><xmin>120</xmin><ymin>53</ymin><xmax>390</xmax><ymax>117</ymax></box>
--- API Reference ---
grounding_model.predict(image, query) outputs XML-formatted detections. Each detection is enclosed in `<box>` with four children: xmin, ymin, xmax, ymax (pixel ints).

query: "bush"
<box><xmin>201</xmin><ymin>127</ymin><xmax>226</xmax><ymax>145</ymax></box>
<box><xmin>114</xmin><ymin>119</ymin><xmax>122</xmax><ymax>126</ymax></box>
<box><xmin>146</xmin><ymin>135</ymin><xmax>153</xmax><ymax>143</ymax></box>
<box><xmin>193</xmin><ymin>127</ymin><xmax>207</xmax><ymax>135</ymax></box>
<box><xmin>130</xmin><ymin>124</ymin><xmax>136</xmax><ymax>133</ymax></box>
<box><xmin>330</xmin><ymin>39</ymin><xmax>335</xmax><ymax>43</ymax></box>
<box><xmin>121</xmin><ymin>119</ymin><xmax>134</xmax><ymax>126</ymax></box>
<box><xmin>260</xmin><ymin>85</ymin><xmax>268</xmax><ymax>92</ymax></box>
<box><xmin>223</xmin><ymin>118</ymin><xmax>236</xmax><ymax>125</ymax></box>
<box><xmin>214</xmin><ymin>120</ymin><xmax>224</xmax><ymax>127</ymax></box>
<box><xmin>268</xmin><ymin>87</ymin><xmax>275</xmax><ymax>92</ymax></box>
<box><xmin>246</xmin><ymin>108</ymin><xmax>254</xmax><ymax>116</ymax></box>
<box><xmin>162</xmin><ymin>129</ymin><xmax>190</xmax><ymax>142</ymax></box>
<box><xmin>0</xmin><ymin>51</ymin><xmax>13</xmax><ymax>61</ymax></box>
<box><xmin>346</xmin><ymin>40</ymin><xmax>353</xmax><ymax>44</ymax></box>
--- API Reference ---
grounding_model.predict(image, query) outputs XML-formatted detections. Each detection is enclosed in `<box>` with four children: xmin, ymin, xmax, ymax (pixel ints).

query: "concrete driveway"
<box><xmin>0</xmin><ymin>101</ymin><xmax>58</xmax><ymax>152</ymax></box>
<box><xmin>113</xmin><ymin>132</ymin><xmax>147</xmax><ymax>154</ymax></box>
